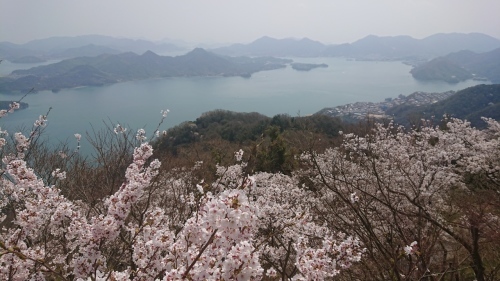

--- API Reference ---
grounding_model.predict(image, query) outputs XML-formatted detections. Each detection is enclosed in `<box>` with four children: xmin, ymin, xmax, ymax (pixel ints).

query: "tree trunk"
<box><xmin>470</xmin><ymin>226</ymin><xmax>485</xmax><ymax>281</ymax></box>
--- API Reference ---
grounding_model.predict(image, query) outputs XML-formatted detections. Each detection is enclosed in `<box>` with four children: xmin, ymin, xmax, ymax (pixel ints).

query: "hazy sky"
<box><xmin>2</xmin><ymin>0</ymin><xmax>499</xmax><ymax>45</ymax></box>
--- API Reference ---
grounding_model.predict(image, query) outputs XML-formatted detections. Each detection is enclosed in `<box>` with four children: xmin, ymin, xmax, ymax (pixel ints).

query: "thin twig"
<box><xmin>182</xmin><ymin>229</ymin><xmax>217</xmax><ymax>279</ymax></box>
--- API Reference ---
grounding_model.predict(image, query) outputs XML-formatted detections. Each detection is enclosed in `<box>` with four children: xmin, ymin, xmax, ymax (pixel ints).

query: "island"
<box><xmin>291</xmin><ymin>63</ymin><xmax>328</xmax><ymax>71</ymax></box>
<box><xmin>0</xmin><ymin>48</ymin><xmax>292</xmax><ymax>93</ymax></box>
<box><xmin>0</xmin><ymin>101</ymin><xmax>29</xmax><ymax>111</ymax></box>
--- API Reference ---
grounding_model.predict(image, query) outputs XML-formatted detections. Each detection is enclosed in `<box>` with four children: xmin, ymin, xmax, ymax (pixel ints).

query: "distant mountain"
<box><xmin>386</xmin><ymin>84</ymin><xmax>500</xmax><ymax>128</ymax></box>
<box><xmin>322</xmin><ymin>33</ymin><xmax>500</xmax><ymax>60</ymax></box>
<box><xmin>52</xmin><ymin>44</ymin><xmax>121</xmax><ymax>58</ymax></box>
<box><xmin>0</xmin><ymin>42</ymin><xmax>44</xmax><ymax>61</ymax></box>
<box><xmin>22</xmin><ymin>35</ymin><xmax>184</xmax><ymax>55</ymax></box>
<box><xmin>410</xmin><ymin>48</ymin><xmax>500</xmax><ymax>83</ymax></box>
<box><xmin>4</xmin><ymin>33</ymin><xmax>500</xmax><ymax>62</ymax></box>
<box><xmin>10</xmin><ymin>56</ymin><xmax>47</xmax><ymax>63</ymax></box>
<box><xmin>212</xmin><ymin>33</ymin><xmax>500</xmax><ymax>60</ymax></box>
<box><xmin>211</xmin><ymin>36</ymin><xmax>327</xmax><ymax>57</ymax></box>
<box><xmin>322</xmin><ymin>35</ymin><xmax>424</xmax><ymax>59</ymax></box>
<box><xmin>0</xmin><ymin>35</ymin><xmax>186</xmax><ymax>61</ymax></box>
<box><xmin>420</xmin><ymin>33</ymin><xmax>500</xmax><ymax>55</ymax></box>
<box><xmin>0</xmin><ymin>48</ymin><xmax>291</xmax><ymax>93</ymax></box>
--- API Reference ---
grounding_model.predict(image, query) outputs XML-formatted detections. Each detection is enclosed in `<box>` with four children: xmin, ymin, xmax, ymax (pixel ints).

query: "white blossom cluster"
<box><xmin>0</xmin><ymin>123</ymin><xmax>363</xmax><ymax>280</ymax></box>
<box><xmin>300</xmin><ymin>117</ymin><xmax>500</xmax><ymax>280</ymax></box>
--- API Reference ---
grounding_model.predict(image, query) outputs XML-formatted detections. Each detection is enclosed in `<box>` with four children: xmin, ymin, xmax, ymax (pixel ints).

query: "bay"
<box><xmin>0</xmin><ymin>57</ymin><xmax>487</xmax><ymax>153</ymax></box>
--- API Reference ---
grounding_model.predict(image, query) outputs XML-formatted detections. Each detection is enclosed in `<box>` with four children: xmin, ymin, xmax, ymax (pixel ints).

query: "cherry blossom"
<box><xmin>5</xmin><ymin>108</ymin><xmax>497</xmax><ymax>280</ymax></box>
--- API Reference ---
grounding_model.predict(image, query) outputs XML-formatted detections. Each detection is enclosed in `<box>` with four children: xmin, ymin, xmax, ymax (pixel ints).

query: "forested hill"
<box><xmin>0</xmin><ymin>48</ymin><xmax>291</xmax><ymax>93</ymax></box>
<box><xmin>387</xmin><ymin>84</ymin><xmax>500</xmax><ymax>128</ymax></box>
<box><xmin>154</xmin><ymin>110</ymin><xmax>345</xmax><ymax>175</ymax></box>
<box><xmin>410</xmin><ymin>48</ymin><xmax>500</xmax><ymax>83</ymax></box>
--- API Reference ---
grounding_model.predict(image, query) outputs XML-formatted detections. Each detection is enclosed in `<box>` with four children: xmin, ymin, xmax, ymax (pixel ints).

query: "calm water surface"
<box><xmin>0</xmin><ymin>58</ymin><xmax>487</xmax><ymax>150</ymax></box>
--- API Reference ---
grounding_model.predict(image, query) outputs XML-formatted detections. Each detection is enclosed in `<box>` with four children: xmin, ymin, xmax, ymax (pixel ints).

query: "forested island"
<box><xmin>290</xmin><ymin>62</ymin><xmax>328</xmax><ymax>71</ymax></box>
<box><xmin>0</xmin><ymin>48</ymin><xmax>291</xmax><ymax>93</ymax></box>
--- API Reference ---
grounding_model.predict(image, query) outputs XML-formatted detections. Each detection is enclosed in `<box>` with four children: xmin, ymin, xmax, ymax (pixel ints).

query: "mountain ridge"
<box><xmin>3</xmin><ymin>33</ymin><xmax>500</xmax><ymax>62</ymax></box>
<box><xmin>212</xmin><ymin>33</ymin><xmax>500</xmax><ymax>60</ymax></box>
<box><xmin>0</xmin><ymin>34</ymin><xmax>186</xmax><ymax>61</ymax></box>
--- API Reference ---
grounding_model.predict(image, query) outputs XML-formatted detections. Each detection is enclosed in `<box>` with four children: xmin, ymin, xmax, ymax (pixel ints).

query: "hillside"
<box><xmin>0</xmin><ymin>49</ymin><xmax>291</xmax><ymax>93</ymax></box>
<box><xmin>159</xmin><ymin>110</ymin><xmax>343</xmax><ymax>148</ymax></box>
<box><xmin>410</xmin><ymin>57</ymin><xmax>473</xmax><ymax>83</ymax></box>
<box><xmin>386</xmin><ymin>84</ymin><xmax>500</xmax><ymax>128</ymax></box>
<box><xmin>315</xmin><ymin>84</ymin><xmax>500</xmax><ymax>129</ymax></box>
<box><xmin>410</xmin><ymin>48</ymin><xmax>500</xmax><ymax>83</ymax></box>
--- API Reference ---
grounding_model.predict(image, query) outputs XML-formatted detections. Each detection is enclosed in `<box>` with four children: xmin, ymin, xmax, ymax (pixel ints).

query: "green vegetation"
<box><xmin>153</xmin><ymin>110</ymin><xmax>344</xmax><ymax>175</ymax></box>
<box><xmin>410</xmin><ymin>57</ymin><xmax>473</xmax><ymax>83</ymax></box>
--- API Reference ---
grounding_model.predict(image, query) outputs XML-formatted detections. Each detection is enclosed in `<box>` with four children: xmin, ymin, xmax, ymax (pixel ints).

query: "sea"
<box><xmin>0</xmin><ymin>57</ymin><xmax>488</xmax><ymax>154</ymax></box>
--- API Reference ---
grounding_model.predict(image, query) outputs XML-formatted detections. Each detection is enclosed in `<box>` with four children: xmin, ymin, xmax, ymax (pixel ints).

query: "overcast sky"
<box><xmin>1</xmin><ymin>0</ymin><xmax>499</xmax><ymax>45</ymax></box>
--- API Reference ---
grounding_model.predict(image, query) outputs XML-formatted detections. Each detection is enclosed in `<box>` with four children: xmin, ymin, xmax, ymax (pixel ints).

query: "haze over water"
<box><xmin>0</xmin><ymin>57</ymin><xmax>486</xmax><ymax>152</ymax></box>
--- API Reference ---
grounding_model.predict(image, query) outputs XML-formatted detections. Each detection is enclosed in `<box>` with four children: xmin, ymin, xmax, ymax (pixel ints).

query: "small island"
<box><xmin>0</xmin><ymin>101</ymin><xmax>29</xmax><ymax>111</ymax></box>
<box><xmin>291</xmin><ymin>63</ymin><xmax>328</xmax><ymax>71</ymax></box>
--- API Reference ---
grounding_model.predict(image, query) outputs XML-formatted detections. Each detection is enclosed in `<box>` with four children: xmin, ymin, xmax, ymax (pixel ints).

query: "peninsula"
<box><xmin>410</xmin><ymin>48</ymin><xmax>500</xmax><ymax>83</ymax></box>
